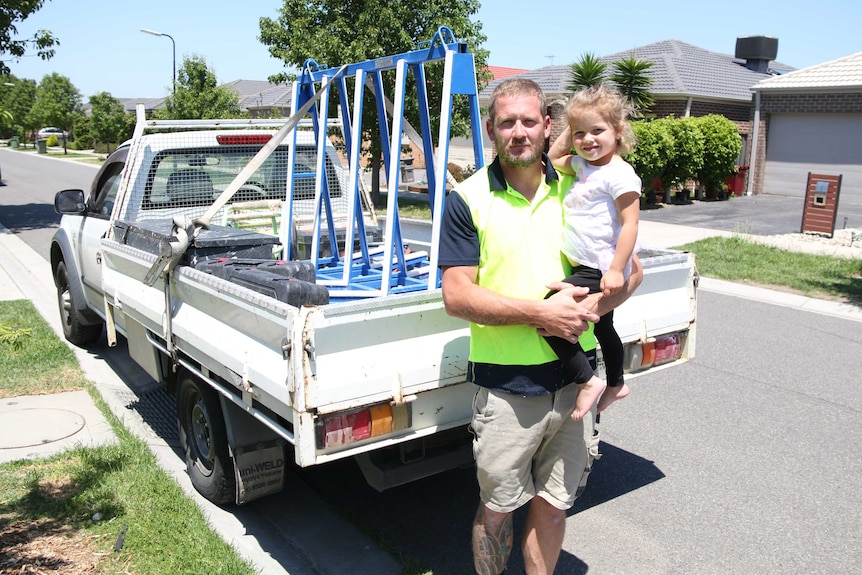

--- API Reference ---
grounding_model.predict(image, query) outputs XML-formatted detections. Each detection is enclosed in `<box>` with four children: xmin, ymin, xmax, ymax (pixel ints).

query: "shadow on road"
<box><xmin>570</xmin><ymin>441</ymin><xmax>666</xmax><ymax>515</ymax></box>
<box><xmin>0</xmin><ymin>203</ymin><xmax>61</xmax><ymax>232</ymax></box>
<box><xmin>285</xmin><ymin>437</ymin><xmax>664</xmax><ymax>575</ymax></box>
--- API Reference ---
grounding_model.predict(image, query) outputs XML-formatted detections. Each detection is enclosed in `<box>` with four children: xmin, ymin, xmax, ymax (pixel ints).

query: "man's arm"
<box><xmin>441</xmin><ymin>265</ymin><xmax>600</xmax><ymax>343</ymax></box>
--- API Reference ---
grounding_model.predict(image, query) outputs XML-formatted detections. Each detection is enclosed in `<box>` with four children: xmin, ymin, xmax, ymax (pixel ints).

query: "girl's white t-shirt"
<box><xmin>561</xmin><ymin>155</ymin><xmax>642</xmax><ymax>275</ymax></box>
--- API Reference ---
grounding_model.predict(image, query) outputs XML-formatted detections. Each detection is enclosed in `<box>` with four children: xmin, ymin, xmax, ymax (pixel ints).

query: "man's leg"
<box><xmin>473</xmin><ymin>504</ymin><xmax>514</xmax><ymax>575</ymax></box>
<box><xmin>521</xmin><ymin>496</ymin><xmax>567</xmax><ymax>575</ymax></box>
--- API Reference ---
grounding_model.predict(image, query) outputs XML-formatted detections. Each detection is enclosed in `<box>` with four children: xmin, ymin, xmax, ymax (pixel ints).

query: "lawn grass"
<box><xmin>0</xmin><ymin>300</ymin><xmax>257</xmax><ymax>575</ymax></box>
<box><xmin>373</xmin><ymin>194</ymin><xmax>433</xmax><ymax>220</ymax></box>
<box><xmin>0</xmin><ymin>441</ymin><xmax>256</xmax><ymax>574</ymax></box>
<box><xmin>0</xmin><ymin>300</ymin><xmax>91</xmax><ymax>398</ymax></box>
<box><xmin>675</xmin><ymin>235</ymin><xmax>862</xmax><ymax>304</ymax></box>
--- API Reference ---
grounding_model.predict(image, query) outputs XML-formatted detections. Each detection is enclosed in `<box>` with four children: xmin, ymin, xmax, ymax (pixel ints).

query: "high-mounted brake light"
<box><xmin>216</xmin><ymin>134</ymin><xmax>273</xmax><ymax>145</ymax></box>
<box><xmin>316</xmin><ymin>402</ymin><xmax>411</xmax><ymax>450</ymax></box>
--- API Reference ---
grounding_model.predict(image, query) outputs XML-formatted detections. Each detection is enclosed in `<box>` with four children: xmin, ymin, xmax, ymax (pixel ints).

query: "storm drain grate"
<box><xmin>118</xmin><ymin>385</ymin><xmax>179</xmax><ymax>445</ymax></box>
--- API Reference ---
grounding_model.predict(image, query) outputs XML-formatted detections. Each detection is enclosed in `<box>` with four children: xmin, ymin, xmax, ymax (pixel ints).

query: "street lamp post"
<box><xmin>140</xmin><ymin>28</ymin><xmax>176</xmax><ymax>93</ymax></box>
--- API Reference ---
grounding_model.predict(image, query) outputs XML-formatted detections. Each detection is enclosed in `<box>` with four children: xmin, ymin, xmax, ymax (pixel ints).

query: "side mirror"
<box><xmin>54</xmin><ymin>189</ymin><xmax>87</xmax><ymax>215</ymax></box>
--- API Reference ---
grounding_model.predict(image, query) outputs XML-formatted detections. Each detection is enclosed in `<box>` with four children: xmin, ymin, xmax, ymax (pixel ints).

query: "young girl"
<box><xmin>547</xmin><ymin>84</ymin><xmax>641</xmax><ymax>421</ymax></box>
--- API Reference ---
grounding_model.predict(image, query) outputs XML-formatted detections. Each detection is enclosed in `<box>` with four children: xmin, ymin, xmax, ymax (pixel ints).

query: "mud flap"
<box><xmin>233</xmin><ymin>440</ymin><xmax>287</xmax><ymax>504</ymax></box>
<box><xmin>219</xmin><ymin>396</ymin><xmax>287</xmax><ymax>504</ymax></box>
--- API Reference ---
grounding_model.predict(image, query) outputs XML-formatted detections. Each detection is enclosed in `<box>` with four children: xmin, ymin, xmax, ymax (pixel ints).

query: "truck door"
<box><xmin>78</xmin><ymin>147</ymin><xmax>128</xmax><ymax>304</ymax></box>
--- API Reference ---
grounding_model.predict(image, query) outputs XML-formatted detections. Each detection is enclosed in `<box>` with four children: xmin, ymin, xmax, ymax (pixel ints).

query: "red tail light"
<box><xmin>316</xmin><ymin>402</ymin><xmax>411</xmax><ymax>449</ymax></box>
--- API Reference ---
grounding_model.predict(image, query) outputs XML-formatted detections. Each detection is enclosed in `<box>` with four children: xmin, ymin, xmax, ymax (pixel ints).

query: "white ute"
<box><xmin>51</xmin><ymin>30</ymin><xmax>697</xmax><ymax>504</ymax></box>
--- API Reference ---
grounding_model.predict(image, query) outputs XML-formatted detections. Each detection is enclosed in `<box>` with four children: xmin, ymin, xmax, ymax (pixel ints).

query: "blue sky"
<box><xmin>8</xmin><ymin>0</ymin><xmax>860</xmax><ymax>101</ymax></box>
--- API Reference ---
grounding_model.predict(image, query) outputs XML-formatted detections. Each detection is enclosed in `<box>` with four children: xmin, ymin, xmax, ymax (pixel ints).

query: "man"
<box><xmin>438</xmin><ymin>78</ymin><xmax>643</xmax><ymax>575</ymax></box>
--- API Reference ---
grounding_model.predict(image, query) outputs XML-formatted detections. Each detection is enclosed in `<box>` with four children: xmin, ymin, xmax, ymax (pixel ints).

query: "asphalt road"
<box><xmin>2</xmin><ymin>148</ymin><xmax>861</xmax><ymax>574</ymax></box>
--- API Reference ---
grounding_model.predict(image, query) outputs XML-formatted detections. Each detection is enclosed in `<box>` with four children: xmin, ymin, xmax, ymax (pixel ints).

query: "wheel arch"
<box><xmin>51</xmin><ymin>231</ymin><xmax>101</xmax><ymax>325</ymax></box>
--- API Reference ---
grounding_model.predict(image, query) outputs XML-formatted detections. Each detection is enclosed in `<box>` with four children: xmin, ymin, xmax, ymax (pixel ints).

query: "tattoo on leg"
<box><xmin>472</xmin><ymin>505</ymin><xmax>513</xmax><ymax>575</ymax></box>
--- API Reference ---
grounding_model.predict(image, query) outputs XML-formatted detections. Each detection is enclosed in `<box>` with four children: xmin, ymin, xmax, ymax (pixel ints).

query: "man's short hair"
<box><xmin>488</xmin><ymin>78</ymin><xmax>547</xmax><ymax>122</ymax></box>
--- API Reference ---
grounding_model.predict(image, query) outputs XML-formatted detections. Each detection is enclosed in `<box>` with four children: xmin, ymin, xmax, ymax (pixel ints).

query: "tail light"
<box><xmin>316</xmin><ymin>402</ymin><xmax>412</xmax><ymax>450</ymax></box>
<box><xmin>624</xmin><ymin>332</ymin><xmax>684</xmax><ymax>372</ymax></box>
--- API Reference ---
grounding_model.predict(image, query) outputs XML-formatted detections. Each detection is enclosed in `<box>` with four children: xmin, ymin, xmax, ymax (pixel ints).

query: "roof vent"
<box><xmin>735</xmin><ymin>36</ymin><xmax>778</xmax><ymax>73</ymax></box>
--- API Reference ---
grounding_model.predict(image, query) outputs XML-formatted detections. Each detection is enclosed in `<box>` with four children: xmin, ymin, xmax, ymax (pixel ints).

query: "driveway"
<box><xmin>638</xmin><ymin>194</ymin><xmax>862</xmax><ymax>236</ymax></box>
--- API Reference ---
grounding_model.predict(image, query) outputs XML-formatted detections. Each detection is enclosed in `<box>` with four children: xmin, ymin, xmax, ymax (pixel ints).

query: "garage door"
<box><xmin>762</xmin><ymin>114</ymin><xmax>862</xmax><ymax>202</ymax></box>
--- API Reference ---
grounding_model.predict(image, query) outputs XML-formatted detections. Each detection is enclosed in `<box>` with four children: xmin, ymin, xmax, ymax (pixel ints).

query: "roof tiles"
<box><xmin>752</xmin><ymin>51</ymin><xmax>862</xmax><ymax>91</ymax></box>
<box><xmin>480</xmin><ymin>39</ymin><xmax>794</xmax><ymax>102</ymax></box>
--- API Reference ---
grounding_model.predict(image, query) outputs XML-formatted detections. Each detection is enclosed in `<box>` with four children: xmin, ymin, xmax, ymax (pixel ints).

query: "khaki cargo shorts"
<box><xmin>471</xmin><ymin>385</ymin><xmax>600</xmax><ymax>513</ymax></box>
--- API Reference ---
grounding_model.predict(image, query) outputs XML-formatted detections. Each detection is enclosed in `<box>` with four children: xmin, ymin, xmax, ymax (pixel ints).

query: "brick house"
<box><xmin>749</xmin><ymin>52</ymin><xmax>862</xmax><ymax>202</ymax></box>
<box><xmin>472</xmin><ymin>37</ymin><xmax>794</xmax><ymax>194</ymax></box>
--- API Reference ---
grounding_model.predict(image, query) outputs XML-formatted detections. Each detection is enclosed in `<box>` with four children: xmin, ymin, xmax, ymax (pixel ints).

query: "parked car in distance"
<box><xmin>37</xmin><ymin>127</ymin><xmax>68</xmax><ymax>141</ymax></box>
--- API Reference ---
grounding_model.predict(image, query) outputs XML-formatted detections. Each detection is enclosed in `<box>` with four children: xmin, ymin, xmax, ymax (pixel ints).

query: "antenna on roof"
<box><xmin>546</xmin><ymin>55</ymin><xmax>555</xmax><ymax>65</ymax></box>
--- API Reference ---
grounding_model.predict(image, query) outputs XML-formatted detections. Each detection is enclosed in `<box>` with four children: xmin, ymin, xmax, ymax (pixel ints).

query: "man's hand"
<box><xmin>536</xmin><ymin>283</ymin><xmax>602</xmax><ymax>343</ymax></box>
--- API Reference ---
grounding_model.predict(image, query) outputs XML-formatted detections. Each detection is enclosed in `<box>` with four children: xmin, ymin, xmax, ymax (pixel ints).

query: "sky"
<box><xmin>7</xmin><ymin>0</ymin><xmax>861</xmax><ymax>101</ymax></box>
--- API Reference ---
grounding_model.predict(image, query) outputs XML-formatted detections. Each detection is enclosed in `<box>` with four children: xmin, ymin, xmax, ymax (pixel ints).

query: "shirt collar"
<box><xmin>487</xmin><ymin>153</ymin><xmax>559</xmax><ymax>192</ymax></box>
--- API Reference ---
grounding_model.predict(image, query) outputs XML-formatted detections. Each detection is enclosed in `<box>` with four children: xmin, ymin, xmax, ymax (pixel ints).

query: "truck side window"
<box><xmin>90</xmin><ymin>164</ymin><xmax>124</xmax><ymax>218</ymax></box>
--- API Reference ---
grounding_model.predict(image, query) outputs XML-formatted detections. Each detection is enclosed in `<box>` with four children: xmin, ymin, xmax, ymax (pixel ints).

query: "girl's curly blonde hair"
<box><xmin>567</xmin><ymin>85</ymin><xmax>636</xmax><ymax>154</ymax></box>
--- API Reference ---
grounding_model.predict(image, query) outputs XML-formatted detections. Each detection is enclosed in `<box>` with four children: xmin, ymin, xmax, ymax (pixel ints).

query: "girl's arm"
<box><xmin>601</xmin><ymin>190</ymin><xmax>640</xmax><ymax>296</ymax></box>
<box><xmin>549</xmin><ymin>125</ymin><xmax>575</xmax><ymax>174</ymax></box>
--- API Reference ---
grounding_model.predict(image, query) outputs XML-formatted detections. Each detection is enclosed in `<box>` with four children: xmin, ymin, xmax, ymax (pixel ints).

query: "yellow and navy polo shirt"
<box><xmin>439</xmin><ymin>155</ymin><xmax>597</xmax><ymax>395</ymax></box>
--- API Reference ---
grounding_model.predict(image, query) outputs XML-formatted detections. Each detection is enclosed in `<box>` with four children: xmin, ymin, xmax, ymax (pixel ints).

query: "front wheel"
<box><xmin>54</xmin><ymin>260</ymin><xmax>102</xmax><ymax>346</ymax></box>
<box><xmin>176</xmin><ymin>373</ymin><xmax>236</xmax><ymax>504</ymax></box>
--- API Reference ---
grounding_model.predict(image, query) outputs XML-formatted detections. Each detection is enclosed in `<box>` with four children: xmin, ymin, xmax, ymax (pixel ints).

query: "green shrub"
<box><xmin>694</xmin><ymin>114</ymin><xmax>743</xmax><ymax>194</ymax></box>
<box><xmin>628</xmin><ymin>120</ymin><xmax>673</xmax><ymax>190</ymax></box>
<box><xmin>46</xmin><ymin>133</ymin><xmax>59</xmax><ymax>146</ymax></box>
<box><xmin>659</xmin><ymin>116</ymin><xmax>704</xmax><ymax>190</ymax></box>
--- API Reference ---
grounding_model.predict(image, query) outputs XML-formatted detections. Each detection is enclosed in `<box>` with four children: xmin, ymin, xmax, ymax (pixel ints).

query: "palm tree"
<box><xmin>609</xmin><ymin>56</ymin><xmax>655</xmax><ymax>117</ymax></box>
<box><xmin>566</xmin><ymin>53</ymin><xmax>607</xmax><ymax>91</ymax></box>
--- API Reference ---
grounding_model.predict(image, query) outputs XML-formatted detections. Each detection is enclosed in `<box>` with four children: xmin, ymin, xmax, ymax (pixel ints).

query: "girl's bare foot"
<box><xmin>572</xmin><ymin>376</ymin><xmax>606</xmax><ymax>421</ymax></box>
<box><xmin>597</xmin><ymin>382</ymin><xmax>631</xmax><ymax>413</ymax></box>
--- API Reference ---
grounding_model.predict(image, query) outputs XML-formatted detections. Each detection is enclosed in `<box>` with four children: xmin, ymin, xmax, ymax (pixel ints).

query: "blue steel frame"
<box><xmin>283</xmin><ymin>26</ymin><xmax>484</xmax><ymax>300</ymax></box>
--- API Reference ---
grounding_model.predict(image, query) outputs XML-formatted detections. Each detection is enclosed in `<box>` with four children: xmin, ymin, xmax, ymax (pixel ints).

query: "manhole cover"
<box><xmin>0</xmin><ymin>408</ymin><xmax>86</xmax><ymax>449</ymax></box>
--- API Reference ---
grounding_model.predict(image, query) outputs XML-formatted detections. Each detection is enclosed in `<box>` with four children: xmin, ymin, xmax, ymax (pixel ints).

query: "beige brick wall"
<box><xmin>750</xmin><ymin>91</ymin><xmax>862</xmax><ymax>194</ymax></box>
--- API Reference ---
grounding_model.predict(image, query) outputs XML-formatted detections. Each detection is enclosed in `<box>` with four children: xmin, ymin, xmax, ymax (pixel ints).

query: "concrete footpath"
<box><xmin>1</xmin><ymin>217</ymin><xmax>860</xmax><ymax>573</ymax></box>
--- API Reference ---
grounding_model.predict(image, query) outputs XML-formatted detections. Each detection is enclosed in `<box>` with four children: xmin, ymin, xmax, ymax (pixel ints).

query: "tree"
<box><xmin>258</xmin><ymin>0</ymin><xmax>489</xmax><ymax>202</ymax></box>
<box><xmin>0</xmin><ymin>1</ymin><xmax>59</xmax><ymax>76</ymax></box>
<box><xmin>158</xmin><ymin>55</ymin><xmax>242</xmax><ymax>120</ymax></box>
<box><xmin>2</xmin><ymin>76</ymin><xmax>37</xmax><ymax>143</ymax></box>
<box><xmin>89</xmin><ymin>92</ymin><xmax>131</xmax><ymax>152</ymax></box>
<box><xmin>30</xmin><ymin>72</ymin><xmax>81</xmax><ymax>152</ymax></box>
<box><xmin>566</xmin><ymin>52</ymin><xmax>606</xmax><ymax>92</ymax></box>
<box><xmin>609</xmin><ymin>56</ymin><xmax>654</xmax><ymax>117</ymax></box>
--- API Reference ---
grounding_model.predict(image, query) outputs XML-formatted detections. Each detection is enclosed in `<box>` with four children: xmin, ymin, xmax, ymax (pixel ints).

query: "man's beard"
<box><xmin>495</xmin><ymin>136</ymin><xmax>541</xmax><ymax>169</ymax></box>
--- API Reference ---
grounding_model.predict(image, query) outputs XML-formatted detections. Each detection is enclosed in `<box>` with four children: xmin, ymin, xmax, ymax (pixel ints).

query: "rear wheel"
<box><xmin>55</xmin><ymin>260</ymin><xmax>102</xmax><ymax>346</ymax></box>
<box><xmin>176</xmin><ymin>373</ymin><xmax>236</xmax><ymax>504</ymax></box>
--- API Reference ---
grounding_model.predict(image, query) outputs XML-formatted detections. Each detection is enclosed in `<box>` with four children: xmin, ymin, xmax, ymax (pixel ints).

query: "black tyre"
<box><xmin>55</xmin><ymin>260</ymin><xmax>102</xmax><ymax>346</ymax></box>
<box><xmin>176</xmin><ymin>373</ymin><xmax>236</xmax><ymax>504</ymax></box>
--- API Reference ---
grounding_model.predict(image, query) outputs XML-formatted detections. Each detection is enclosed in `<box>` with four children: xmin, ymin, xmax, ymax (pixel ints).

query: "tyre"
<box><xmin>55</xmin><ymin>260</ymin><xmax>102</xmax><ymax>346</ymax></box>
<box><xmin>176</xmin><ymin>373</ymin><xmax>236</xmax><ymax>504</ymax></box>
